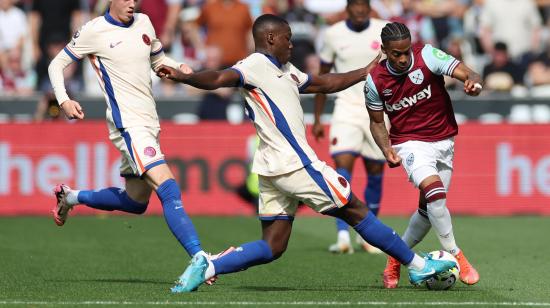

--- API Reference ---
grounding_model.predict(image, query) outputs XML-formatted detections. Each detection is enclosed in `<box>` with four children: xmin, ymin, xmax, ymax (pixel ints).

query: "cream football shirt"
<box><xmin>231</xmin><ymin>53</ymin><xmax>319</xmax><ymax>176</ymax></box>
<box><xmin>50</xmin><ymin>12</ymin><xmax>178</xmax><ymax>129</ymax></box>
<box><xmin>319</xmin><ymin>19</ymin><xmax>387</xmax><ymax>121</ymax></box>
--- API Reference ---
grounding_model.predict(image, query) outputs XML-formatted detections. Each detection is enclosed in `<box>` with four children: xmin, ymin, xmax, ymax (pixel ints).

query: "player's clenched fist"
<box><xmin>463</xmin><ymin>79</ymin><xmax>483</xmax><ymax>97</ymax></box>
<box><xmin>384</xmin><ymin>148</ymin><xmax>402</xmax><ymax>168</ymax></box>
<box><xmin>60</xmin><ymin>100</ymin><xmax>85</xmax><ymax>120</ymax></box>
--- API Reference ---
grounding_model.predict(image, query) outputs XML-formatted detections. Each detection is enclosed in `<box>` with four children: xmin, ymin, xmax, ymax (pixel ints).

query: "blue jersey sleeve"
<box><xmin>364</xmin><ymin>74</ymin><xmax>383</xmax><ymax>111</ymax></box>
<box><xmin>421</xmin><ymin>44</ymin><xmax>460</xmax><ymax>76</ymax></box>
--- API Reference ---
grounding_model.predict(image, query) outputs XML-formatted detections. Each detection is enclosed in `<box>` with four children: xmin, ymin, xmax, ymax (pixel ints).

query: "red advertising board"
<box><xmin>0</xmin><ymin>122</ymin><xmax>549</xmax><ymax>216</ymax></box>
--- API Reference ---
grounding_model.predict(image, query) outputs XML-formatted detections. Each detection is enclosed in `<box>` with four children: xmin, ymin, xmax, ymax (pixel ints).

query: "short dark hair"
<box><xmin>494</xmin><ymin>41</ymin><xmax>508</xmax><ymax>52</ymax></box>
<box><xmin>347</xmin><ymin>0</ymin><xmax>370</xmax><ymax>5</ymax></box>
<box><xmin>381</xmin><ymin>22</ymin><xmax>411</xmax><ymax>45</ymax></box>
<box><xmin>252</xmin><ymin>14</ymin><xmax>288</xmax><ymax>39</ymax></box>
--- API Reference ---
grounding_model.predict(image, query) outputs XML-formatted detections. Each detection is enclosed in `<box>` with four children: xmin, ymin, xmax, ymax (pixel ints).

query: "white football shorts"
<box><xmin>392</xmin><ymin>137</ymin><xmax>455</xmax><ymax>189</ymax></box>
<box><xmin>258</xmin><ymin>160</ymin><xmax>352</xmax><ymax>220</ymax></box>
<box><xmin>108</xmin><ymin>124</ymin><xmax>165</xmax><ymax>177</ymax></box>
<box><xmin>329</xmin><ymin>98</ymin><xmax>386</xmax><ymax>161</ymax></box>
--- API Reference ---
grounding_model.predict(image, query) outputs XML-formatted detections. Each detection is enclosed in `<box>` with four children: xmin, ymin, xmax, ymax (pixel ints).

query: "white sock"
<box><xmin>337</xmin><ymin>230</ymin><xmax>351</xmax><ymax>244</ymax></box>
<box><xmin>204</xmin><ymin>259</ymin><xmax>216</xmax><ymax>280</ymax></box>
<box><xmin>65</xmin><ymin>190</ymin><xmax>80</xmax><ymax>206</ymax></box>
<box><xmin>191</xmin><ymin>251</ymin><xmax>215</xmax><ymax>280</ymax></box>
<box><xmin>407</xmin><ymin>254</ymin><xmax>426</xmax><ymax>271</ymax></box>
<box><xmin>427</xmin><ymin>199</ymin><xmax>459</xmax><ymax>255</ymax></box>
<box><xmin>402</xmin><ymin>211</ymin><xmax>431</xmax><ymax>248</ymax></box>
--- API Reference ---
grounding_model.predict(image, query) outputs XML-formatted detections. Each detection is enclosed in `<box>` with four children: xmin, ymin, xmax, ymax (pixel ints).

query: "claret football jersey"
<box><xmin>365</xmin><ymin>44</ymin><xmax>460</xmax><ymax>145</ymax></box>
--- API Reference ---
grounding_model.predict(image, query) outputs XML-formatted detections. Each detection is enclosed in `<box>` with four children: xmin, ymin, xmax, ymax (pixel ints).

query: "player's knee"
<box><xmin>422</xmin><ymin>180</ymin><xmax>446</xmax><ymax>203</ymax></box>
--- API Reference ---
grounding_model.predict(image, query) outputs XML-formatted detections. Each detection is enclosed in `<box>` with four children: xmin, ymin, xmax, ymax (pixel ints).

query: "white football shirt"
<box><xmin>231</xmin><ymin>53</ymin><xmax>319</xmax><ymax>176</ymax></box>
<box><xmin>319</xmin><ymin>19</ymin><xmax>387</xmax><ymax>120</ymax></box>
<box><xmin>51</xmin><ymin>12</ymin><xmax>177</xmax><ymax>129</ymax></box>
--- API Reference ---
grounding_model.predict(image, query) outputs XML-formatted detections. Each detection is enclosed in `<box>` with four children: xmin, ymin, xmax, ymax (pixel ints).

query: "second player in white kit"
<box><xmin>312</xmin><ymin>0</ymin><xmax>388</xmax><ymax>254</ymax></box>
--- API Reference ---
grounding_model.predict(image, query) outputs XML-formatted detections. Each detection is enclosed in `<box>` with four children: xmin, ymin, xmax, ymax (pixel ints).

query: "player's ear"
<box><xmin>267</xmin><ymin>32</ymin><xmax>274</xmax><ymax>45</ymax></box>
<box><xmin>380</xmin><ymin>45</ymin><xmax>387</xmax><ymax>55</ymax></box>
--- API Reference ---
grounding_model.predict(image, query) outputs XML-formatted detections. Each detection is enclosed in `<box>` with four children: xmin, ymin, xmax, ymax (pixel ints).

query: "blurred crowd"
<box><xmin>2</xmin><ymin>0</ymin><xmax>550</xmax><ymax>121</ymax></box>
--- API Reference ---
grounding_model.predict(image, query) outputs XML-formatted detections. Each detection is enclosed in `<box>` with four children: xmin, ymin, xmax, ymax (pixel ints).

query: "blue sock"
<box><xmin>335</xmin><ymin>167</ymin><xmax>352</xmax><ymax>232</ymax></box>
<box><xmin>353</xmin><ymin>211</ymin><xmax>414</xmax><ymax>265</ymax></box>
<box><xmin>78</xmin><ymin>188</ymin><xmax>147</xmax><ymax>214</ymax></box>
<box><xmin>156</xmin><ymin>179</ymin><xmax>202</xmax><ymax>257</ymax></box>
<box><xmin>212</xmin><ymin>240</ymin><xmax>273</xmax><ymax>275</ymax></box>
<box><xmin>365</xmin><ymin>174</ymin><xmax>383</xmax><ymax>216</ymax></box>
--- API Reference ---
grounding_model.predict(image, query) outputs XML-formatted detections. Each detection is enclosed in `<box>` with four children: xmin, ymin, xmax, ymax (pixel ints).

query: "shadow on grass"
<box><xmin>45</xmin><ymin>278</ymin><xmax>172</xmax><ymax>285</ymax></box>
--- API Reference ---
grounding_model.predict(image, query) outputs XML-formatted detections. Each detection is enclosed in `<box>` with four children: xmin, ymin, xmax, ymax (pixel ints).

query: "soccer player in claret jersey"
<box><xmin>312</xmin><ymin>0</ymin><xmax>388</xmax><ymax>254</ymax></box>
<box><xmin>47</xmin><ymin>0</ymin><xmax>208</xmax><ymax>272</ymax></box>
<box><xmin>157</xmin><ymin>14</ymin><xmax>456</xmax><ymax>293</ymax></box>
<box><xmin>364</xmin><ymin>22</ymin><xmax>481</xmax><ymax>288</ymax></box>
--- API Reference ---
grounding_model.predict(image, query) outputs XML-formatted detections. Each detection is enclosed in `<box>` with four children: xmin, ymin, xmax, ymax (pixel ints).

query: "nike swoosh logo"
<box><xmin>277</xmin><ymin>74</ymin><xmax>283</xmax><ymax>78</ymax></box>
<box><xmin>417</xmin><ymin>269</ymin><xmax>436</xmax><ymax>277</ymax></box>
<box><xmin>174</xmin><ymin>205</ymin><xmax>183</xmax><ymax>210</ymax></box>
<box><xmin>110</xmin><ymin>41</ymin><xmax>122</xmax><ymax>48</ymax></box>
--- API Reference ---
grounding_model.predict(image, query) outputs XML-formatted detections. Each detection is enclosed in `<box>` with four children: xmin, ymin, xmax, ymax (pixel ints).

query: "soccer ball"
<box><xmin>425</xmin><ymin>250</ymin><xmax>460</xmax><ymax>290</ymax></box>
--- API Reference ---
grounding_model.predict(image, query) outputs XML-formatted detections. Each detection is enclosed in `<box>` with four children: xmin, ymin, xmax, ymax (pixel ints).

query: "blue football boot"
<box><xmin>171</xmin><ymin>254</ymin><xmax>208</xmax><ymax>293</ymax></box>
<box><xmin>409</xmin><ymin>255</ymin><xmax>457</xmax><ymax>286</ymax></box>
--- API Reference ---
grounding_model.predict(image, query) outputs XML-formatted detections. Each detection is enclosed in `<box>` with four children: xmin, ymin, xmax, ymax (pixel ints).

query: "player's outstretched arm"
<box><xmin>156</xmin><ymin>65</ymin><xmax>240</xmax><ymax>90</ymax></box>
<box><xmin>368</xmin><ymin>108</ymin><xmax>401</xmax><ymax>168</ymax></box>
<box><xmin>452</xmin><ymin>62</ymin><xmax>483</xmax><ymax>96</ymax></box>
<box><xmin>311</xmin><ymin>62</ymin><xmax>333</xmax><ymax>141</ymax></box>
<box><xmin>303</xmin><ymin>53</ymin><xmax>381</xmax><ymax>94</ymax></box>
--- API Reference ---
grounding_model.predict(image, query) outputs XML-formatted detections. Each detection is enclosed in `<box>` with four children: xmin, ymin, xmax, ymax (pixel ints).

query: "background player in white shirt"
<box><xmin>312</xmin><ymin>0</ymin><xmax>388</xmax><ymax>254</ymax></box>
<box><xmin>47</xmin><ymin>0</ymin><xmax>209</xmax><ymax>275</ymax></box>
<box><xmin>156</xmin><ymin>14</ymin><xmax>456</xmax><ymax>293</ymax></box>
<box><xmin>365</xmin><ymin>22</ymin><xmax>482</xmax><ymax>288</ymax></box>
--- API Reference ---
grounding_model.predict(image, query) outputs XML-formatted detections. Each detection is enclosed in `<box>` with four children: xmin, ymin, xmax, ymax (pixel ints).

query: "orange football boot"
<box><xmin>455</xmin><ymin>250</ymin><xmax>480</xmax><ymax>285</ymax></box>
<box><xmin>383</xmin><ymin>256</ymin><xmax>401</xmax><ymax>288</ymax></box>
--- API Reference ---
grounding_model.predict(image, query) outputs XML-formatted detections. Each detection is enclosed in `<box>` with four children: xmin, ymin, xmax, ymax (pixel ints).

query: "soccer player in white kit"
<box><xmin>312</xmin><ymin>0</ymin><xmax>388</xmax><ymax>254</ymax></box>
<box><xmin>156</xmin><ymin>14</ymin><xmax>457</xmax><ymax>293</ymax></box>
<box><xmin>364</xmin><ymin>22</ymin><xmax>481</xmax><ymax>288</ymax></box>
<box><xmin>48</xmin><ymin>0</ymin><xmax>209</xmax><ymax>270</ymax></box>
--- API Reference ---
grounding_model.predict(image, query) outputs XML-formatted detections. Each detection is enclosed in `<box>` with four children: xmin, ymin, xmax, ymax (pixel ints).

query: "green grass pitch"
<box><xmin>1</xmin><ymin>215</ymin><xmax>549</xmax><ymax>307</ymax></box>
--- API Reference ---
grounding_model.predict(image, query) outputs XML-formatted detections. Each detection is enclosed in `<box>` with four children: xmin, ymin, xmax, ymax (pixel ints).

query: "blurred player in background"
<box><xmin>312</xmin><ymin>0</ymin><xmax>388</xmax><ymax>254</ymax></box>
<box><xmin>364</xmin><ymin>22</ymin><xmax>481</xmax><ymax>288</ymax></box>
<box><xmin>47</xmin><ymin>0</ymin><xmax>208</xmax><ymax>271</ymax></box>
<box><xmin>157</xmin><ymin>14</ymin><xmax>457</xmax><ymax>293</ymax></box>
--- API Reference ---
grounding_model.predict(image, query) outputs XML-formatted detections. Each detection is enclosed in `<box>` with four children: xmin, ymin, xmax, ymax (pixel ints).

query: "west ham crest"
<box><xmin>408</xmin><ymin>69</ymin><xmax>424</xmax><ymax>85</ymax></box>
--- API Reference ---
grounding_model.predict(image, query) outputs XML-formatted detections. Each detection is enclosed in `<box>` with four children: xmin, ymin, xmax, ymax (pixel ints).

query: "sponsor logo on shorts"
<box><xmin>144</xmin><ymin>146</ymin><xmax>156</xmax><ymax>157</ymax></box>
<box><xmin>406</xmin><ymin>153</ymin><xmax>414</xmax><ymax>166</ymax></box>
<box><xmin>142</xmin><ymin>34</ymin><xmax>151</xmax><ymax>45</ymax></box>
<box><xmin>338</xmin><ymin>176</ymin><xmax>348</xmax><ymax>188</ymax></box>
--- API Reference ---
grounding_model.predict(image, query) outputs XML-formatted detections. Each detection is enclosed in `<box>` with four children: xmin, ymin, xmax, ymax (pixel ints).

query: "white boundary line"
<box><xmin>0</xmin><ymin>301</ymin><xmax>549</xmax><ymax>306</ymax></box>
